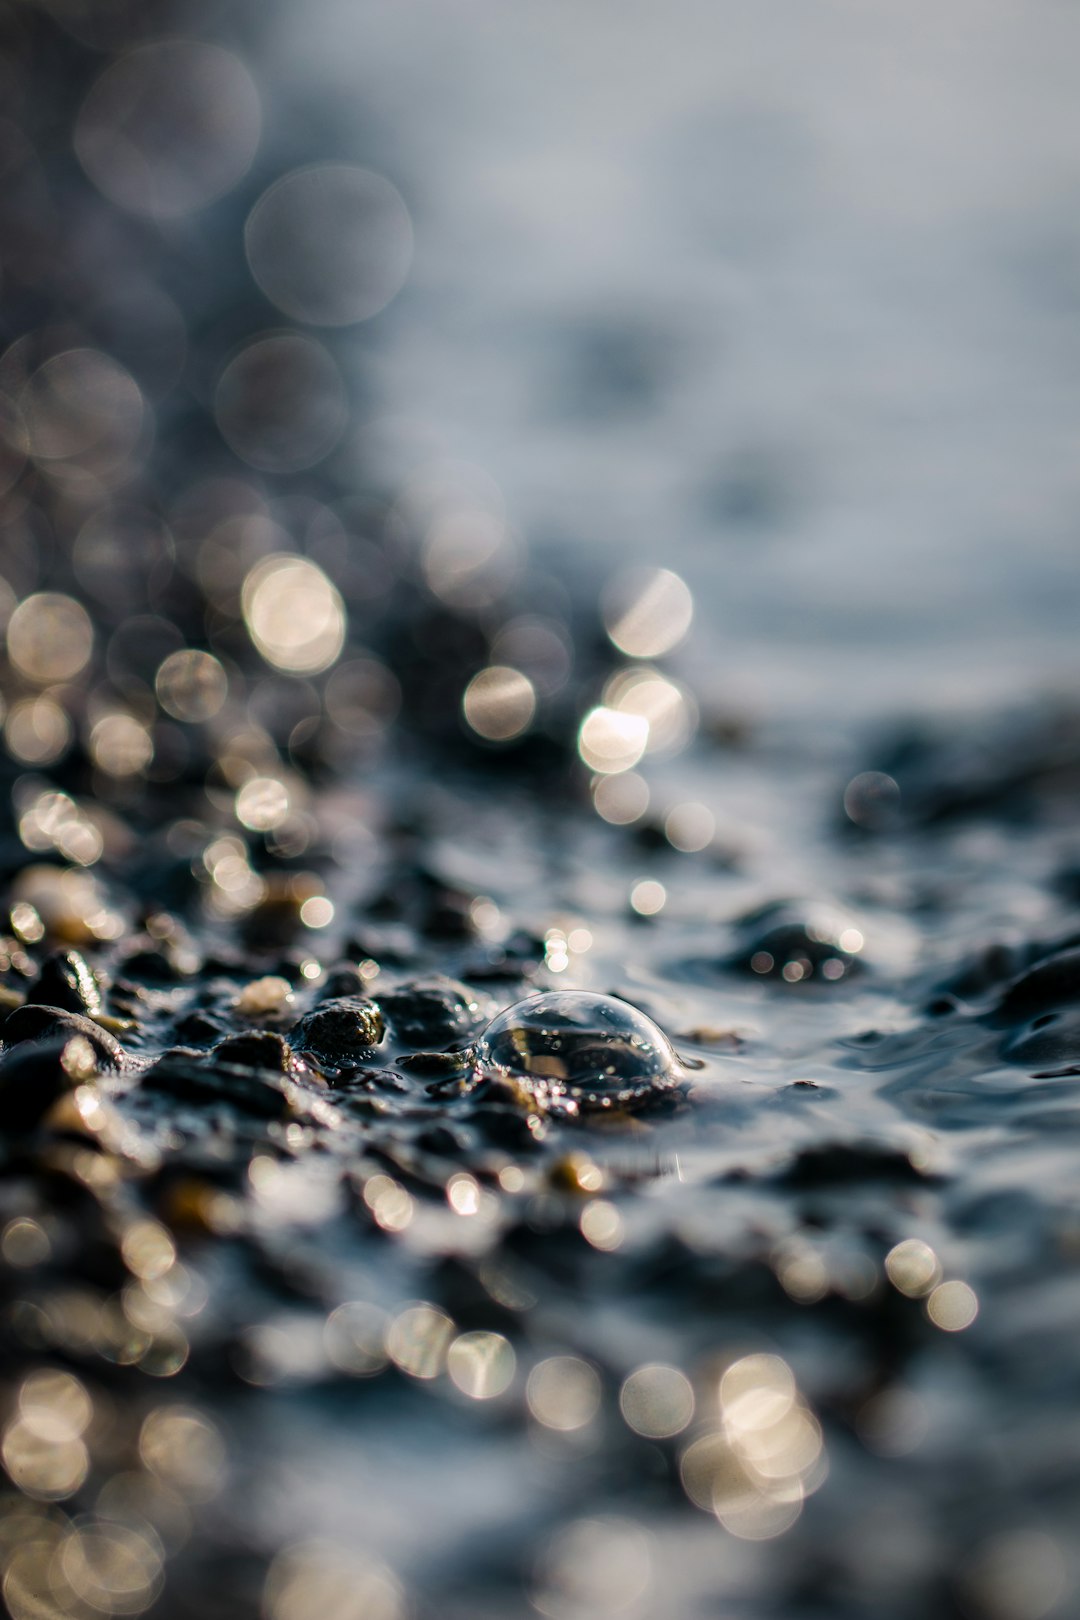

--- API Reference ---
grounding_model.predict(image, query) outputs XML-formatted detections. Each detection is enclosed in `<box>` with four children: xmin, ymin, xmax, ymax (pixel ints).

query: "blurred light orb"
<box><xmin>242</xmin><ymin>555</ymin><xmax>346</xmax><ymax>674</ymax></box>
<box><xmin>75</xmin><ymin>41</ymin><xmax>262</xmax><ymax>219</ymax></box>
<box><xmin>533</xmin><ymin>1516</ymin><xmax>652</xmax><ymax>1620</ymax></box>
<box><xmin>603</xmin><ymin>668</ymin><xmax>697</xmax><ymax>756</ymax></box>
<box><xmin>463</xmin><ymin>666</ymin><xmax>536</xmax><ymax>742</ymax></box>
<box><xmin>386</xmin><ymin>1304</ymin><xmax>454</xmax><ymax>1380</ymax></box>
<box><xmin>843</xmin><ymin>771</ymin><xmax>901</xmax><ymax>828</ymax></box>
<box><xmin>961</xmin><ymin>1529</ymin><xmax>1066</xmax><ymax>1620</ymax></box>
<box><xmin>155</xmin><ymin>649</ymin><xmax>229</xmax><ymax>722</ymax></box>
<box><xmin>5</xmin><ymin>696</ymin><xmax>72</xmax><ymax>765</ymax></box>
<box><xmin>7</xmin><ymin>593</ymin><xmax>93</xmax><ymax>682</ymax></box>
<box><xmin>19</xmin><ymin>1371</ymin><xmax>93</xmax><ymax>1443</ymax></box>
<box><xmin>629</xmin><ymin>879</ymin><xmax>666</xmax><ymax>917</ymax></box>
<box><xmin>602</xmin><ymin>567</ymin><xmax>693</xmax><ymax>659</ymax></box>
<box><xmin>884</xmin><ymin>1238</ymin><xmax>942</xmax><ymax>1299</ymax></box>
<box><xmin>235</xmin><ymin>775</ymin><xmax>290</xmax><ymax>832</ymax></box>
<box><xmin>0</xmin><ymin>393</ymin><xmax>29</xmax><ymax>497</ymax></box>
<box><xmin>21</xmin><ymin>348</ymin><xmax>146</xmax><ymax>480</ymax></box>
<box><xmin>324</xmin><ymin>658</ymin><xmax>401</xmax><ymax>740</ymax></box>
<box><xmin>526</xmin><ymin>1356</ymin><xmax>601</xmax><ymax>1432</ymax></box>
<box><xmin>139</xmin><ymin>1407</ymin><xmax>226</xmax><ymax>1500</ymax></box>
<box><xmin>578</xmin><ymin>707</ymin><xmax>649</xmax><ymax>775</ymax></box>
<box><xmin>245</xmin><ymin>164</ymin><xmax>413</xmax><ymax>326</ymax></box>
<box><xmin>580</xmin><ymin>1201</ymin><xmax>623</xmax><ymax>1251</ymax></box>
<box><xmin>665</xmin><ymin>802</ymin><xmax>715</xmax><ymax>852</ymax></box>
<box><xmin>447</xmin><ymin>1331</ymin><xmax>516</xmax><ymax>1400</ymax></box>
<box><xmin>422</xmin><ymin>507</ymin><xmax>520</xmax><ymax>611</ymax></box>
<box><xmin>619</xmin><ymin>1364</ymin><xmax>695</xmax><ymax>1439</ymax></box>
<box><xmin>473</xmin><ymin>990</ymin><xmax>680</xmax><ymax>1108</ymax></box>
<box><xmin>90</xmin><ymin>712</ymin><xmax>154</xmax><ymax>777</ymax></box>
<box><xmin>323</xmin><ymin>1302</ymin><xmax>389</xmax><ymax>1378</ymax></box>
<box><xmin>592</xmin><ymin>771</ymin><xmax>649</xmax><ymax>825</ymax></box>
<box><xmin>215</xmin><ymin>333</ymin><xmax>347</xmax><ymax>474</ymax></box>
<box><xmin>264</xmin><ymin>1540</ymin><xmax>405</xmax><ymax>1620</ymax></box>
<box><xmin>927</xmin><ymin>1279</ymin><xmax>978</xmax><ymax>1332</ymax></box>
<box><xmin>74</xmin><ymin>505</ymin><xmax>174</xmax><ymax>608</ymax></box>
<box><xmin>57</xmin><ymin>1519</ymin><xmax>165</xmax><ymax>1614</ymax></box>
<box><xmin>491</xmin><ymin>616</ymin><xmax>572</xmax><ymax>695</ymax></box>
<box><xmin>1</xmin><ymin>1415</ymin><xmax>88</xmax><ymax>1500</ymax></box>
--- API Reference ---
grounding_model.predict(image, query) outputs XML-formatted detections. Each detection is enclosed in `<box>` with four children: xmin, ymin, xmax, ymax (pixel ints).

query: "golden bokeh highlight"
<box><xmin>7</xmin><ymin>593</ymin><xmax>93</xmax><ymax>683</ymax></box>
<box><xmin>885</xmin><ymin>1238</ymin><xmax>942</xmax><ymax>1299</ymax></box>
<box><xmin>155</xmin><ymin>649</ymin><xmax>228</xmax><ymax>722</ymax></box>
<box><xmin>386</xmin><ymin>1304</ymin><xmax>454</xmax><ymax>1380</ymax></box>
<box><xmin>242</xmin><ymin>555</ymin><xmax>346</xmax><ymax>675</ymax></box>
<box><xmin>446</xmin><ymin>1331</ymin><xmax>516</xmax><ymax>1400</ymax></box>
<box><xmin>619</xmin><ymin>1364</ymin><xmax>695</xmax><ymax>1439</ymax></box>
<box><xmin>926</xmin><ymin>1279</ymin><xmax>979</xmax><ymax>1332</ymax></box>
<box><xmin>526</xmin><ymin>1357</ymin><xmax>601</xmax><ymax>1432</ymax></box>
<box><xmin>264</xmin><ymin>1539</ymin><xmax>405</xmax><ymax>1620</ymax></box>
<box><xmin>577</xmin><ymin>707</ymin><xmax>648</xmax><ymax>775</ymax></box>
<box><xmin>75</xmin><ymin>42</ymin><xmax>262</xmax><ymax>219</ymax></box>
<box><xmin>602</xmin><ymin>567</ymin><xmax>693</xmax><ymax>659</ymax></box>
<box><xmin>462</xmin><ymin>666</ymin><xmax>536</xmax><ymax>742</ymax></box>
<box><xmin>679</xmin><ymin>1353</ymin><xmax>825</xmax><ymax>1541</ymax></box>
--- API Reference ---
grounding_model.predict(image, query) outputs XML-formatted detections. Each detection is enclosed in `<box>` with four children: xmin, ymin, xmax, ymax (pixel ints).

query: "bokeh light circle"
<box><xmin>75</xmin><ymin>41</ymin><xmax>261</xmax><ymax>219</ymax></box>
<box><xmin>245</xmin><ymin>164</ymin><xmax>413</xmax><ymax>326</ymax></box>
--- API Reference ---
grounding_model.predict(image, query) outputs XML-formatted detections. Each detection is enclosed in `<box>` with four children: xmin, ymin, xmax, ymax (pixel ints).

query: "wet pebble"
<box><xmin>25</xmin><ymin>949</ymin><xmax>102</xmax><ymax>1017</ymax></box>
<box><xmin>379</xmin><ymin>976</ymin><xmax>485</xmax><ymax>1047</ymax></box>
<box><xmin>0</xmin><ymin>1037</ymin><xmax>82</xmax><ymax>1132</ymax></box>
<box><xmin>2</xmin><ymin>1003</ymin><xmax>126</xmax><ymax>1068</ymax></box>
<box><xmin>290</xmin><ymin>997</ymin><xmax>385</xmax><ymax>1068</ymax></box>
<box><xmin>727</xmin><ymin>902</ymin><xmax>864</xmax><ymax>985</ymax></box>
<box><xmin>211</xmin><ymin>1030</ymin><xmax>302</xmax><ymax>1076</ymax></box>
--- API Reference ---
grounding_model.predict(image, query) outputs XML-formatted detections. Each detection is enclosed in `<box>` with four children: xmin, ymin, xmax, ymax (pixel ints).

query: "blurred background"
<box><xmin>2</xmin><ymin>0</ymin><xmax>1079</xmax><ymax>802</ymax></box>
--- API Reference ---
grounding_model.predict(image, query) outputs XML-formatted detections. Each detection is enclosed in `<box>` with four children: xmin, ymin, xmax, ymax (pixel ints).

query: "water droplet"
<box><xmin>473</xmin><ymin>991</ymin><xmax>681</xmax><ymax>1110</ymax></box>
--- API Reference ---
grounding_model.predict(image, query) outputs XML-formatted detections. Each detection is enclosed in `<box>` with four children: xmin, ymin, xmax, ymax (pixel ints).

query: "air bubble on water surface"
<box><xmin>472</xmin><ymin>991</ymin><xmax>681</xmax><ymax>1109</ymax></box>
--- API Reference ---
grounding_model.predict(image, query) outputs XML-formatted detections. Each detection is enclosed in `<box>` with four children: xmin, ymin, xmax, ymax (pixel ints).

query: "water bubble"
<box><xmin>75</xmin><ymin>42</ymin><xmax>261</xmax><ymax>219</ymax></box>
<box><xmin>473</xmin><ymin>991</ymin><xmax>681</xmax><ymax>1110</ymax></box>
<box><xmin>245</xmin><ymin>164</ymin><xmax>413</xmax><ymax>326</ymax></box>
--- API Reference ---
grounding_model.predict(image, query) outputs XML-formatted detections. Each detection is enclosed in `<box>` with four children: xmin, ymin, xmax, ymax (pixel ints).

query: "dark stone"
<box><xmin>320</xmin><ymin>965</ymin><xmax>368</xmax><ymax>999</ymax></box>
<box><xmin>0</xmin><ymin>1038</ymin><xmax>75</xmax><ymax>1132</ymax></box>
<box><xmin>725</xmin><ymin>902</ymin><xmax>863</xmax><ymax>985</ymax></box>
<box><xmin>290</xmin><ymin>998</ymin><xmax>385</xmax><ymax>1067</ymax></box>
<box><xmin>141</xmin><ymin>1053</ymin><xmax>293</xmax><ymax>1119</ymax></box>
<box><xmin>773</xmin><ymin>1142</ymin><xmax>936</xmax><ymax>1187</ymax></box>
<box><xmin>211</xmin><ymin>1030</ymin><xmax>298</xmax><ymax>1075</ymax></box>
<box><xmin>993</xmin><ymin>947</ymin><xmax>1080</xmax><ymax>1022</ymax></box>
<box><xmin>397</xmin><ymin>1050</ymin><xmax>468</xmax><ymax>1077</ymax></box>
<box><xmin>26</xmin><ymin>950</ymin><xmax>102</xmax><ymax>1017</ymax></box>
<box><xmin>379</xmin><ymin>976</ymin><xmax>484</xmax><ymax>1047</ymax></box>
<box><xmin>469</xmin><ymin>1104</ymin><xmax>548</xmax><ymax>1151</ymax></box>
<box><xmin>174</xmin><ymin>1009</ymin><xmax>230</xmax><ymax>1048</ymax></box>
<box><xmin>2</xmin><ymin>1004</ymin><xmax>126</xmax><ymax>1069</ymax></box>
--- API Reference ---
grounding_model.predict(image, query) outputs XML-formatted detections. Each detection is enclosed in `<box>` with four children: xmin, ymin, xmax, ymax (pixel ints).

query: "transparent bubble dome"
<box><xmin>473</xmin><ymin>991</ymin><xmax>681</xmax><ymax>1110</ymax></box>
